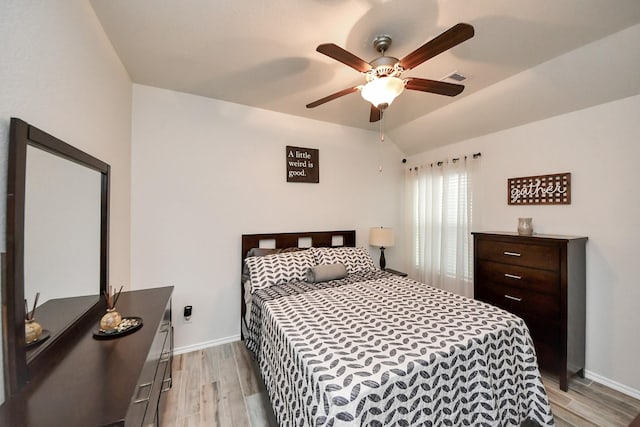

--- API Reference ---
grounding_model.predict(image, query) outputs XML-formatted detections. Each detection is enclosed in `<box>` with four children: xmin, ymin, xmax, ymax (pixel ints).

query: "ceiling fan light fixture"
<box><xmin>360</xmin><ymin>76</ymin><xmax>405</xmax><ymax>109</ymax></box>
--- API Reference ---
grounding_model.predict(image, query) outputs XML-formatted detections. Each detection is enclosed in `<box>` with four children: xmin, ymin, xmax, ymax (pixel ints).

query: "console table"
<box><xmin>0</xmin><ymin>286</ymin><xmax>173</xmax><ymax>426</ymax></box>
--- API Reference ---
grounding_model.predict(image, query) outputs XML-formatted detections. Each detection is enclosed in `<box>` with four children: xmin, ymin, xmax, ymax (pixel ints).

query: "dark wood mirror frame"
<box><xmin>3</xmin><ymin>118</ymin><xmax>109</xmax><ymax>395</ymax></box>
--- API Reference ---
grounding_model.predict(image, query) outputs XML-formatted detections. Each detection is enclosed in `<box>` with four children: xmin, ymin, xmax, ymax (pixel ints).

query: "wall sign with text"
<box><xmin>508</xmin><ymin>172</ymin><xmax>571</xmax><ymax>205</ymax></box>
<box><xmin>286</xmin><ymin>146</ymin><xmax>319</xmax><ymax>183</ymax></box>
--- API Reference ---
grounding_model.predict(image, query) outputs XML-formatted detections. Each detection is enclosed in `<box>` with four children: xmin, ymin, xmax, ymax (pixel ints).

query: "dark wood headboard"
<box><xmin>240</xmin><ymin>230</ymin><xmax>356</xmax><ymax>338</ymax></box>
<box><xmin>241</xmin><ymin>230</ymin><xmax>356</xmax><ymax>264</ymax></box>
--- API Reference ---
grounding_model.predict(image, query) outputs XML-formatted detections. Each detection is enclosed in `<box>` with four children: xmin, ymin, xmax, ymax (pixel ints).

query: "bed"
<box><xmin>241</xmin><ymin>230</ymin><xmax>554</xmax><ymax>426</ymax></box>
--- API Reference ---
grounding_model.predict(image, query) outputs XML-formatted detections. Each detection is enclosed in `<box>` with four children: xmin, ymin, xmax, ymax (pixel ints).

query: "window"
<box><xmin>405</xmin><ymin>159</ymin><xmax>475</xmax><ymax>297</ymax></box>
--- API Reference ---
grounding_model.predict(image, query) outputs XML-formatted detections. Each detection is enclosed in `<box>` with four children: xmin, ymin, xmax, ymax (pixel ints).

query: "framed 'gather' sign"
<box><xmin>508</xmin><ymin>172</ymin><xmax>571</xmax><ymax>205</ymax></box>
<box><xmin>286</xmin><ymin>146</ymin><xmax>319</xmax><ymax>183</ymax></box>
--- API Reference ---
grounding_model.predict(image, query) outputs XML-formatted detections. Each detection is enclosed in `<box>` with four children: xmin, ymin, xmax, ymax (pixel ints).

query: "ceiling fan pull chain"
<box><xmin>380</xmin><ymin>111</ymin><xmax>385</xmax><ymax>143</ymax></box>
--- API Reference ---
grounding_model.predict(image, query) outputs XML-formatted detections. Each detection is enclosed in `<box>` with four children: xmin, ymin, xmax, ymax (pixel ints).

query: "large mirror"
<box><xmin>4</xmin><ymin>118</ymin><xmax>109</xmax><ymax>395</ymax></box>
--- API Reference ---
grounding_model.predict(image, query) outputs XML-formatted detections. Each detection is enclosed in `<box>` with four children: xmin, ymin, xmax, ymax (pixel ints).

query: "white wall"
<box><xmin>405</xmin><ymin>94</ymin><xmax>640</xmax><ymax>397</ymax></box>
<box><xmin>0</xmin><ymin>1</ymin><xmax>132</xmax><ymax>401</ymax></box>
<box><xmin>131</xmin><ymin>84</ymin><xmax>404</xmax><ymax>352</ymax></box>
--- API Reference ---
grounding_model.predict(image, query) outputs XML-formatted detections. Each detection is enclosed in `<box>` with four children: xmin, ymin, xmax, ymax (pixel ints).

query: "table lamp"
<box><xmin>369</xmin><ymin>227</ymin><xmax>394</xmax><ymax>269</ymax></box>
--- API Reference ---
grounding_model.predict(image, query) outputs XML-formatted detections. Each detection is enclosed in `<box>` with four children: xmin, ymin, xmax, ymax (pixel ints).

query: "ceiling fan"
<box><xmin>306</xmin><ymin>23</ymin><xmax>474</xmax><ymax>123</ymax></box>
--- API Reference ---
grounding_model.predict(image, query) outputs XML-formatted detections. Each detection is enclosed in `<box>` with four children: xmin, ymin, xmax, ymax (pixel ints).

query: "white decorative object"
<box><xmin>517</xmin><ymin>218</ymin><xmax>533</xmax><ymax>235</ymax></box>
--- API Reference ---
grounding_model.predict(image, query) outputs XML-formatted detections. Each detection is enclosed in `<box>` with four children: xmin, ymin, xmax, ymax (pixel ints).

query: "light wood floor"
<box><xmin>161</xmin><ymin>342</ymin><xmax>640</xmax><ymax>426</ymax></box>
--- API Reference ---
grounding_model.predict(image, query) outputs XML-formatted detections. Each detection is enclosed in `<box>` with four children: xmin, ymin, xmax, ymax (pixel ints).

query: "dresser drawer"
<box><xmin>530</xmin><ymin>333</ymin><xmax>561</xmax><ymax>372</ymax></box>
<box><xmin>142</xmin><ymin>321</ymin><xmax>172</xmax><ymax>426</ymax></box>
<box><xmin>475</xmin><ymin>287</ymin><xmax>561</xmax><ymax>372</ymax></box>
<box><xmin>524</xmin><ymin>315</ymin><xmax>560</xmax><ymax>347</ymax></box>
<box><xmin>126</xmin><ymin>300</ymin><xmax>172</xmax><ymax>426</ymax></box>
<box><xmin>476</xmin><ymin>281</ymin><xmax>560</xmax><ymax>319</ymax></box>
<box><xmin>476</xmin><ymin>239</ymin><xmax>560</xmax><ymax>271</ymax></box>
<box><xmin>127</xmin><ymin>325</ymin><xmax>169</xmax><ymax>424</ymax></box>
<box><xmin>519</xmin><ymin>315</ymin><xmax>561</xmax><ymax>372</ymax></box>
<box><xmin>476</xmin><ymin>260</ymin><xmax>559</xmax><ymax>295</ymax></box>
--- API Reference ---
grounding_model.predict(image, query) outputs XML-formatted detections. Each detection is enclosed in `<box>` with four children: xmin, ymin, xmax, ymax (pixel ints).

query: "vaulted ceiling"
<box><xmin>90</xmin><ymin>0</ymin><xmax>640</xmax><ymax>154</ymax></box>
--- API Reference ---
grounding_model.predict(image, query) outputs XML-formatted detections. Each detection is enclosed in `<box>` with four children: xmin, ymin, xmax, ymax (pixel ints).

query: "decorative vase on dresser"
<box><xmin>472</xmin><ymin>232</ymin><xmax>587</xmax><ymax>392</ymax></box>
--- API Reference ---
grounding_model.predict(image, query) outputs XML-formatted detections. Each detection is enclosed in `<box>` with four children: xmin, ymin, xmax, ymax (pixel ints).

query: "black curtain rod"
<box><xmin>429</xmin><ymin>152</ymin><xmax>482</xmax><ymax>168</ymax></box>
<box><xmin>407</xmin><ymin>152</ymin><xmax>481</xmax><ymax>171</ymax></box>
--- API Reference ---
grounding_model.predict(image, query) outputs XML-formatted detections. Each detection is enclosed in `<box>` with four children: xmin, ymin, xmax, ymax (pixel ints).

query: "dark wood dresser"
<box><xmin>0</xmin><ymin>286</ymin><xmax>173</xmax><ymax>426</ymax></box>
<box><xmin>472</xmin><ymin>232</ymin><xmax>587</xmax><ymax>391</ymax></box>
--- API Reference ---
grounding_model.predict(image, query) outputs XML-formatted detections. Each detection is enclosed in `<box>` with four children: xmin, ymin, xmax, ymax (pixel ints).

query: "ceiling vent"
<box><xmin>444</xmin><ymin>71</ymin><xmax>467</xmax><ymax>82</ymax></box>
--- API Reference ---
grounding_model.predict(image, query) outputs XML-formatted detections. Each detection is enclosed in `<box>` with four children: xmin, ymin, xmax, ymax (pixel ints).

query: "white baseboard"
<box><xmin>173</xmin><ymin>334</ymin><xmax>241</xmax><ymax>355</ymax></box>
<box><xmin>585</xmin><ymin>369</ymin><xmax>640</xmax><ymax>400</ymax></box>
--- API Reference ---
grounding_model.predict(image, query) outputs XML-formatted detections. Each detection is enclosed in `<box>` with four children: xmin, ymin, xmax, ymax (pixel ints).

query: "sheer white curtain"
<box><xmin>404</xmin><ymin>158</ymin><xmax>475</xmax><ymax>297</ymax></box>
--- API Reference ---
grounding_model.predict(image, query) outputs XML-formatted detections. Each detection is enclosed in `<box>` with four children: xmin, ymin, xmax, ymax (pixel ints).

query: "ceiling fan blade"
<box><xmin>316</xmin><ymin>43</ymin><xmax>372</xmax><ymax>73</ymax></box>
<box><xmin>369</xmin><ymin>105</ymin><xmax>382</xmax><ymax>122</ymax></box>
<box><xmin>306</xmin><ymin>86</ymin><xmax>359</xmax><ymax>108</ymax></box>
<box><xmin>405</xmin><ymin>77</ymin><xmax>465</xmax><ymax>96</ymax></box>
<box><xmin>399</xmin><ymin>23</ymin><xmax>474</xmax><ymax>71</ymax></box>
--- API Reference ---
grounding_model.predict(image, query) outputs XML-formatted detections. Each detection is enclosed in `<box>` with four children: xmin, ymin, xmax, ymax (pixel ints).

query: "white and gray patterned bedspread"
<box><xmin>246</xmin><ymin>271</ymin><xmax>554</xmax><ymax>426</ymax></box>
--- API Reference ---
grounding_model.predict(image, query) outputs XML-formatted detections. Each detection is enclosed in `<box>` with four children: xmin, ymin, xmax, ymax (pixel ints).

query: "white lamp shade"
<box><xmin>369</xmin><ymin>227</ymin><xmax>394</xmax><ymax>247</ymax></box>
<box><xmin>360</xmin><ymin>77</ymin><xmax>405</xmax><ymax>108</ymax></box>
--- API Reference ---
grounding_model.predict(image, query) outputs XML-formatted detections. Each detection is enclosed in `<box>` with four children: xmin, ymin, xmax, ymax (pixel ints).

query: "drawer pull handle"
<box><xmin>503</xmin><ymin>251</ymin><xmax>521</xmax><ymax>257</ymax></box>
<box><xmin>504</xmin><ymin>273</ymin><xmax>522</xmax><ymax>280</ymax></box>
<box><xmin>504</xmin><ymin>294</ymin><xmax>523</xmax><ymax>302</ymax></box>
<box><xmin>133</xmin><ymin>382</ymin><xmax>153</xmax><ymax>404</ymax></box>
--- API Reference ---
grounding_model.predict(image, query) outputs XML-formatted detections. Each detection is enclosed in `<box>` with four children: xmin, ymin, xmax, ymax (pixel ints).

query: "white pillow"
<box><xmin>312</xmin><ymin>246</ymin><xmax>376</xmax><ymax>274</ymax></box>
<box><xmin>245</xmin><ymin>249</ymin><xmax>315</xmax><ymax>292</ymax></box>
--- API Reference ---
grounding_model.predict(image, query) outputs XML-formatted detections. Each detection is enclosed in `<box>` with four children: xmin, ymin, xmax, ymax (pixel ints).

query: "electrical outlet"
<box><xmin>183</xmin><ymin>305</ymin><xmax>192</xmax><ymax>323</ymax></box>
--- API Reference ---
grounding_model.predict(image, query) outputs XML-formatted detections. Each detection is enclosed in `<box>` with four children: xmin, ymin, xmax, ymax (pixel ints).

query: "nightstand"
<box><xmin>384</xmin><ymin>268</ymin><xmax>408</xmax><ymax>277</ymax></box>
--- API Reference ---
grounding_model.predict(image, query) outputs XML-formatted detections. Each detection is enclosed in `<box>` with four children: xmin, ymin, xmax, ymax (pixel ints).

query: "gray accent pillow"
<box><xmin>306</xmin><ymin>263</ymin><xmax>347</xmax><ymax>283</ymax></box>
